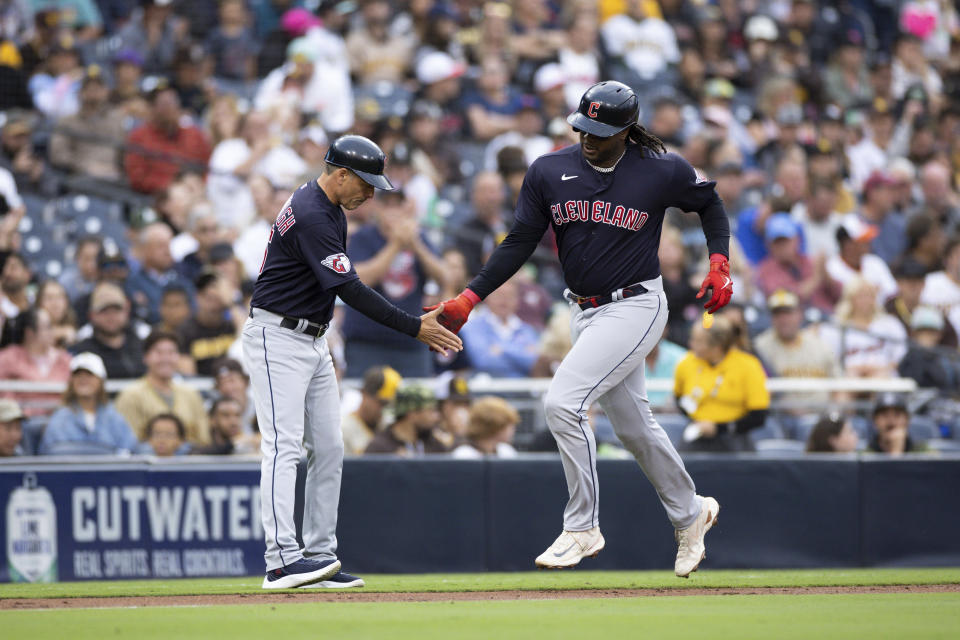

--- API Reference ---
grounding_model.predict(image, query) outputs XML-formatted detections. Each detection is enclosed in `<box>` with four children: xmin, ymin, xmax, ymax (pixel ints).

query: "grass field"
<box><xmin>2</xmin><ymin>569</ymin><xmax>959</xmax><ymax>640</ymax></box>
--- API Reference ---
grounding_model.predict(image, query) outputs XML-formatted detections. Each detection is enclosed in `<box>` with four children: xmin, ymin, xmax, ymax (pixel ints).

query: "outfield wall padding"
<box><xmin>1</xmin><ymin>455</ymin><xmax>958</xmax><ymax>581</ymax></box>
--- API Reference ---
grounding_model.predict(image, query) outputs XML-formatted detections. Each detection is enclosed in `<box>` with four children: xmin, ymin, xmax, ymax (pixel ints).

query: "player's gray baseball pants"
<box><xmin>543</xmin><ymin>277</ymin><xmax>701</xmax><ymax>532</ymax></box>
<box><xmin>242</xmin><ymin>309</ymin><xmax>343</xmax><ymax>571</ymax></box>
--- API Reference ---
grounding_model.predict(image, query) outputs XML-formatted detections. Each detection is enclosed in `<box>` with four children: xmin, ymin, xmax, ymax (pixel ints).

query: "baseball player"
<box><xmin>428</xmin><ymin>81</ymin><xmax>732</xmax><ymax>577</ymax></box>
<box><xmin>242</xmin><ymin>135</ymin><xmax>462</xmax><ymax>589</ymax></box>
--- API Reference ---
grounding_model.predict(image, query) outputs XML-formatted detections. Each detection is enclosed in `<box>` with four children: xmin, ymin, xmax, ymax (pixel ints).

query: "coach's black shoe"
<box><xmin>301</xmin><ymin>570</ymin><xmax>366</xmax><ymax>589</ymax></box>
<box><xmin>262</xmin><ymin>558</ymin><xmax>341</xmax><ymax>589</ymax></box>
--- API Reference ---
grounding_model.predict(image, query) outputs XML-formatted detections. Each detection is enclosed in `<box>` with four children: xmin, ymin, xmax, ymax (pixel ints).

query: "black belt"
<box><xmin>251</xmin><ymin>307</ymin><xmax>328</xmax><ymax>338</ymax></box>
<box><xmin>279</xmin><ymin>317</ymin><xmax>328</xmax><ymax>338</ymax></box>
<box><xmin>566</xmin><ymin>282</ymin><xmax>648</xmax><ymax>310</ymax></box>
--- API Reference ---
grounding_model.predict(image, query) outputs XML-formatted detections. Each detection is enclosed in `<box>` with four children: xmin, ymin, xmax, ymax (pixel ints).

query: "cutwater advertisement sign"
<box><xmin>0</xmin><ymin>464</ymin><xmax>264</xmax><ymax>582</ymax></box>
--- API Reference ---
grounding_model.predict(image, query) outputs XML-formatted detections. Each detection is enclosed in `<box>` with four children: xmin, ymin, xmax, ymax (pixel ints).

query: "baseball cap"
<box><xmin>435</xmin><ymin>374</ymin><xmax>471</xmax><ymax>403</ymax></box>
<box><xmin>90</xmin><ymin>283</ymin><xmax>127</xmax><ymax>312</ymax></box>
<box><xmin>533</xmin><ymin>63</ymin><xmax>565</xmax><ymax>93</ymax></box>
<box><xmin>71</xmin><ymin>352</ymin><xmax>107</xmax><ymax>379</ymax></box>
<box><xmin>281</xmin><ymin>8</ymin><xmax>321</xmax><ymax>36</ymax></box>
<box><xmin>208</xmin><ymin>242</ymin><xmax>235</xmax><ymax>264</ymax></box>
<box><xmin>286</xmin><ymin>37</ymin><xmax>317</xmax><ymax>63</ymax></box>
<box><xmin>767</xmin><ymin>289</ymin><xmax>800</xmax><ymax>311</ymax></box>
<box><xmin>703</xmin><ymin>78</ymin><xmax>735</xmax><ymax>100</ymax></box>
<box><xmin>821</xmin><ymin>103</ymin><xmax>844</xmax><ymax>123</ymax></box>
<box><xmin>416</xmin><ymin>52</ymin><xmax>465</xmax><ymax>85</ymax></box>
<box><xmin>51</xmin><ymin>34</ymin><xmax>78</xmax><ymax>55</ymax></box>
<box><xmin>97</xmin><ymin>246</ymin><xmax>127</xmax><ymax>269</ymax></box>
<box><xmin>299</xmin><ymin>124</ymin><xmax>328</xmax><ymax>147</ymax></box>
<box><xmin>870</xmin><ymin>97</ymin><xmax>893</xmax><ymax>117</ymax></box>
<box><xmin>744</xmin><ymin>14</ymin><xmax>779</xmax><ymax>41</ymax></box>
<box><xmin>1</xmin><ymin>109</ymin><xmax>34</xmax><ymax>135</ymax></box>
<box><xmin>0</xmin><ymin>399</ymin><xmax>24</xmax><ymax>423</ymax></box>
<box><xmin>892</xmin><ymin>257</ymin><xmax>928</xmax><ymax>280</ymax></box>
<box><xmin>214</xmin><ymin>358</ymin><xmax>247</xmax><ymax>380</ymax></box>
<box><xmin>873</xmin><ymin>392</ymin><xmax>908</xmax><ymax>415</ymax></box>
<box><xmin>409</xmin><ymin>100</ymin><xmax>443</xmax><ymax>121</ymax></box>
<box><xmin>863</xmin><ymin>169</ymin><xmax>895</xmax><ymax>194</ymax></box>
<box><xmin>911</xmin><ymin>306</ymin><xmax>945</xmax><ymax>332</ymax></box>
<box><xmin>113</xmin><ymin>48</ymin><xmax>144</xmax><ymax>67</ymax></box>
<box><xmin>394</xmin><ymin>385</ymin><xmax>436</xmax><ymax>417</ymax></box>
<box><xmin>838</xmin><ymin>213</ymin><xmax>878</xmax><ymax>243</ymax></box>
<box><xmin>765</xmin><ymin>212</ymin><xmax>799</xmax><ymax>243</ymax></box>
<box><xmin>362</xmin><ymin>366</ymin><xmax>402</xmax><ymax>402</ymax></box>
<box><xmin>805</xmin><ymin>138</ymin><xmax>834</xmax><ymax>157</ymax></box>
<box><xmin>82</xmin><ymin>64</ymin><xmax>107</xmax><ymax>87</ymax></box>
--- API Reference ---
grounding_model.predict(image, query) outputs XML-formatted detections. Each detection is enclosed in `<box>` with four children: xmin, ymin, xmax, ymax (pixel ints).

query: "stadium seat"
<box><xmin>749</xmin><ymin>416</ymin><xmax>785</xmax><ymax>444</ymax></box>
<box><xmin>41</xmin><ymin>440</ymin><xmax>120</xmax><ymax>456</ymax></box>
<box><xmin>754</xmin><ymin>439</ymin><xmax>807</xmax><ymax>456</ymax></box>
<box><xmin>908</xmin><ymin>416</ymin><xmax>940</xmax><ymax>442</ymax></box>
<box><xmin>849</xmin><ymin>415</ymin><xmax>871</xmax><ymax>440</ymax></box>
<box><xmin>925</xmin><ymin>439</ymin><xmax>960</xmax><ymax>453</ymax></box>
<box><xmin>458</xmin><ymin>143</ymin><xmax>487</xmax><ymax>179</ymax></box>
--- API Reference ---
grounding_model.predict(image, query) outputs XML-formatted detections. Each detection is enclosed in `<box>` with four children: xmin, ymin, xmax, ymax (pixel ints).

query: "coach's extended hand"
<box><xmin>418</xmin><ymin>305</ymin><xmax>464</xmax><ymax>356</ymax></box>
<box><xmin>696</xmin><ymin>253</ymin><xmax>733</xmax><ymax>314</ymax></box>
<box><xmin>423</xmin><ymin>289</ymin><xmax>480</xmax><ymax>333</ymax></box>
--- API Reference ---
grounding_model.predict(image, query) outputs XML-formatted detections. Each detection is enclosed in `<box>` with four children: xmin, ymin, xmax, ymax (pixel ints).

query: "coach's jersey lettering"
<box><xmin>275</xmin><ymin>207</ymin><xmax>296</xmax><ymax>235</ymax></box>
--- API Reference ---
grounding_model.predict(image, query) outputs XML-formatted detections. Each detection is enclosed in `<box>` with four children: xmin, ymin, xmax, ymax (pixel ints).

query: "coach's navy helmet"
<box><xmin>324</xmin><ymin>134</ymin><xmax>395</xmax><ymax>191</ymax></box>
<box><xmin>567</xmin><ymin>81</ymin><xmax>640</xmax><ymax>138</ymax></box>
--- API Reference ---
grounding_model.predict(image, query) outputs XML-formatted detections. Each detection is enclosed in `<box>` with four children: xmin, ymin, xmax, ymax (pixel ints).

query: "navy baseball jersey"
<box><xmin>250</xmin><ymin>180</ymin><xmax>358</xmax><ymax>324</ymax></box>
<box><xmin>512</xmin><ymin>144</ymin><xmax>726</xmax><ymax>295</ymax></box>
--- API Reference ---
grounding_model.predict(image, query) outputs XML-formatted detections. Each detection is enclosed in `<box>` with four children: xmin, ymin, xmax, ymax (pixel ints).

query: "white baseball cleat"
<box><xmin>535</xmin><ymin>527</ymin><xmax>605</xmax><ymax>569</ymax></box>
<box><xmin>674</xmin><ymin>495</ymin><xmax>720</xmax><ymax>578</ymax></box>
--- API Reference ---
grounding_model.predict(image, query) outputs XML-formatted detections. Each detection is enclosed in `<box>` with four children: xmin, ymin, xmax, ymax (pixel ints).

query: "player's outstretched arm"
<box><xmin>417</xmin><ymin>305</ymin><xmax>464</xmax><ymax>355</ymax></box>
<box><xmin>335</xmin><ymin>279</ymin><xmax>461</xmax><ymax>355</ymax></box>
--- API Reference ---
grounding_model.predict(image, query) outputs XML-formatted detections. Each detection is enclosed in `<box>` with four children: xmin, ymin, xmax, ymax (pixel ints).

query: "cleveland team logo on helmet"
<box><xmin>324</xmin><ymin>134</ymin><xmax>396</xmax><ymax>191</ymax></box>
<box><xmin>567</xmin><ymin>81</ymin><xmax>640</xmax><ymax>138</ymax></box>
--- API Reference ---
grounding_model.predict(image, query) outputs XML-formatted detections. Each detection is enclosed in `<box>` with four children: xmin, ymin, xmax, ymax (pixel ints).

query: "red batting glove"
<box><xmin>696</xmin><ymin>253</ymin><xmax>733</xmax><ymax>314</ymax></box>
<box><xmin>423</xmin><ymin>289</ymin><xmax>480</xmax><ymax>333</ymax></box>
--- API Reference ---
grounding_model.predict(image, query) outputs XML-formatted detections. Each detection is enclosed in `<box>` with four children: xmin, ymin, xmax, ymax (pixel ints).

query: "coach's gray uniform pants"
<box><xmin>242</xmin><ymin>312</ymin><xmax>343</xmax><ymax>571</ymax></box>
<box><xmin>543</xmin><ymin>278</ymin><xmax>700</xmax><ymax>532</ymax></box>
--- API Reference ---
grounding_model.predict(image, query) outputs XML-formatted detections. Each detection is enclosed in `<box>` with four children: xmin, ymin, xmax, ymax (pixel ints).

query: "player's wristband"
<box><xmin>462</xmin><ymin>289</ymin><xmax>481</xmax><ymax>306</ymax></box>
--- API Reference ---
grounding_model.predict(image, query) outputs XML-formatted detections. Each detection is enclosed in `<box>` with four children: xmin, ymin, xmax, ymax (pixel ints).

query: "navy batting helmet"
<box><xmin>324</xmin><ymin>135</ymin><xmax>395</xmax><ymax>191</ymax></box>
<box><xmin>567</xmin><ymin>81</ymin><xmax>640</xmax><ymax>138</ymax></box>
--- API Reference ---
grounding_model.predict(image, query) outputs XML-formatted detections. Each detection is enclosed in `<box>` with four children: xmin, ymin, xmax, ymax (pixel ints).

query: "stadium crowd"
<box><xmin>0</xmin><ymin>0</ymin><xmax>959</xmax><ymax>458</ymax></box>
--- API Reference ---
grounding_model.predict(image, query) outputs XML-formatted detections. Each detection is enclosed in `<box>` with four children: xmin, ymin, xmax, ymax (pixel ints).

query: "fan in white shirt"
<box><xmin>450</xmin><ymin>396</ymin><xmax>520</xmax><ymax>459</ymax></box>
<box><xmin>559</xmin><ymin>15</ymin><xmax>601</xmax><ymax>111</ymax></box>
<box><xmin>826</xmin><ymin>214</ymin><xmax>898</xmax><ymax>304</ymax></box>
<box><xmin>819</xmin><ymin>276</ymin><xmax>907</xmax><ymax>378</ymax></box>
<box><xmin>601</xmin><ymin>0</ymin><xmax>679</xmax><ymax>81</ymax></box>
<box><xmin>208</xmin><ymin>111</ymin><xmax>307</xmax><ymax>233</ymax></box>
<box><xmin>919</xmin><ymin>236</ymin><xmax>960</xmax><ymax>338</ymax></box>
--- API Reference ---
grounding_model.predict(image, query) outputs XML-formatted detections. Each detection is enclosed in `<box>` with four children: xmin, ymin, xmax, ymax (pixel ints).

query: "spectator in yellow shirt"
<box><xmin>674</xmin><ymin>316</ymin><xmax>770</xmax><ymax>452</ymax></box>
<box><xmin>115</xmin><ymin>330</ymin><xmax>210</xmax><ymax>445</ymax></box>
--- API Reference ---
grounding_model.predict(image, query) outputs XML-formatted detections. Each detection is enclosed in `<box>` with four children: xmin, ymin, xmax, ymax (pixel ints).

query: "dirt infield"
<box><xmin>3</xmin><ymin>584</ymin><xmax>958</xmax><ymax>609</ymax></box>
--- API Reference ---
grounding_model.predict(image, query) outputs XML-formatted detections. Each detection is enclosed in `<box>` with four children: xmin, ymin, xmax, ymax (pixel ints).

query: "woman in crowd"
<box><xmin>39</xmin><ymin>352</ymin><xmax>137</xmax><ymax>455</ymax></box>
<box><xmin>820</xmin><ymin>276</ymin><xmax>908</xmax><ymax>378</ymax></box>
<box><xmin>805</xmin><ymin>414</ymin><xmax>860</xmax><ymax>453</ymax></box>
<box><xmin>0</xmin><ymin>307</ymin><xmax>72</xmax><ymax>417</ymax></box>
<box><xmin>674</xmin><ymin>316</ymin><xmax>771</xmax><ymax>452</ymax></box>
<box><xmin>35</xmin><ymin>280</ymin><xmax>77</xmax><ymax>348</ymax></box>
<box><xmin>452</xmin><ymin>396</ymin><xmax>519</xmax><ymax>459</ymax></box>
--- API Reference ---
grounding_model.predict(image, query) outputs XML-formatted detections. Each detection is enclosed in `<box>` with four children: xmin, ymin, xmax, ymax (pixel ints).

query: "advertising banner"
<box><xmin>0</xmin><ymin>464</ymin><xmax>262</xmax><ymax>582</ymax></box>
